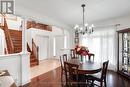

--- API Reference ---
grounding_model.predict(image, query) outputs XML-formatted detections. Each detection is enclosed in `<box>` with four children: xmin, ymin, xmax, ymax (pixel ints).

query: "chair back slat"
<box><xmin>60</xmin><ymin>56</ymin><xmax>63</xmax><ymax>70</ymax></box>
<box><xmin>64</xmin><ymin>61</ymin><xmax>79</xmax><ymax>83</ymax></box>
<box><xmin>60</xmin><ymin>54</ymin><xmax>67</xmax><ymax>70</ymax></box>
<box><xmin>70</xmin><ymin>49</ymin><xmax>76</xmax><ymax>59</ymax></box>
<box><xmin>101</xmin><ymin>60</ymin><xmax>109</xmax><ymax>79</ymax></box>
<box><xmin>63</xmin><ymin>54</ymin><xmax>67</xmax><ymax>62</ymax></box>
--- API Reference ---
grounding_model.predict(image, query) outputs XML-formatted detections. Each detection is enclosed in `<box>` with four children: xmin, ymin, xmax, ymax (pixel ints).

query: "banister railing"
<box><xmin>3</xmin><ymin>17</ymin><xmax>14</xmax><ymax>54</ymax></box>
<box><xmin>27</xmin><ymin>43</ymin><xmax>31</xmax><ymax>52</ymax></box>
<box><xmin>36</xmin><ymin>46</ymin><xmax>39</xmax><ymax>65</ymax></box>
<box><xmin>32</xmin><ymin>39</ymin><xmax>39</xmax><ymax>65</ymax></box>
<box><xmin>4</xmin><ymin>48</ymin><xmax>7</xmax><ymax>54</ymax></box>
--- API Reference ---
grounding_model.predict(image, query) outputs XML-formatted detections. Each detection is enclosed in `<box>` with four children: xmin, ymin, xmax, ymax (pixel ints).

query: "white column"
<box><xmin>20</xmin><ymin>18</ymin><xmax>31</xmax><ymax>86</ymax></box>
<box><xmin>21</xmin><ymin>18</ymin><xmax>27</xmax><ymax>53</ymax></box>
<box><xmin>20</xmin><ymin>52</ymin><xmax>31</xmax><ymax>86</ymax></box>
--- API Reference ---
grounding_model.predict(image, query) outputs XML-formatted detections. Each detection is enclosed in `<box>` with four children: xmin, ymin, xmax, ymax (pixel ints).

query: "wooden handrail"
<box><xmin>37</xmin><ymin>46</ymin><xmax>39</xmax><ymax>65</ymax></box>
<box><xmin>27</xmin><ymin>43</ymin><xmax>31</xmax><ymax>52</ymax></box>
<box><xmin>3</xmin><ymin>17</ymin><xmax>14</xmax><ymax>54</ymax></box>
<box><xmin>32</xmin><ymin>39</ymin><xmax>39</xmax><ymax>64</ymax></box>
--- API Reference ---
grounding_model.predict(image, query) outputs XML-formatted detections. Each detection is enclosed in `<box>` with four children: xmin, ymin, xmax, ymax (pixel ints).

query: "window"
<box><xmin>53</xmin><ymin>37</ymin><xmax>56</xmax><ymax>56</ymax></box>
<box><xmin>64</xmin><ymin>35</ymin><xmax>67</xmax><ymax>49</ymax></box>
<box><xmin>81</xmin><ymin>27</ymin><xmax>117</xmax><ymax>70</ymax></box>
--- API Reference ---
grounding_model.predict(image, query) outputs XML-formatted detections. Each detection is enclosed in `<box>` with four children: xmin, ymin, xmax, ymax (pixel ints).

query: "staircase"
<box><xmin>2</xmin><ymin>17</ymin><xmax>39</xmax><ymax>67</ymax></box>
<box><xmin>9</xmin><ymin>29</ymin><xmax>39</xmax><ymax>67</ymax></box>
<box><xmin>30</xmin><ymin>54</ymin><xmax>39</xmax><ymax>67</ymax></box>
<box><xmin>27</xmin><ymin>43</ymin><xmax>39</xmax><ymax>67</ymax></box>
<box><xmin>9</xmin><ymin>30</ymin><xmax>39</xmax><ymax>67</ymax></box>
<box><xmin>9</xmin><ymin>29</ymin><xmax>22</xmax><ymax>53</ymax></box>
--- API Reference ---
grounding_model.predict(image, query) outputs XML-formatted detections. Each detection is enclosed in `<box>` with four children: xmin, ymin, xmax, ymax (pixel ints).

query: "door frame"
<box><xmin>36</xmin><ymin>34</ymin><xmax>49</xmax><ymax>60</ymax></box>
<box><xmin>54</xmin><ymin>35</ymin><xmax>65</xmax><ymax>59</ymax></box>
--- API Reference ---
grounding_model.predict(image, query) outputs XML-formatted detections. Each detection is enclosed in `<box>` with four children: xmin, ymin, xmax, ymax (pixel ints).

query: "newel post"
<box><xmin>20</xmin><ymin>17</ymin><xmax>30</xmax><ymax>86</ymax></box>
<box><xmin>21</xmin><ymin>18</ymin><xmax>27</xmax><ymax>53</ymax></box>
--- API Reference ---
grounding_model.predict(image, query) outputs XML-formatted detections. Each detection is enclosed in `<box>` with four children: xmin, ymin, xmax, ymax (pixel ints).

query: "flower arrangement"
<box><xmin>75</xmin><ymin>45</ymin><xmax>89</xmax><ymax>56</ymax></box>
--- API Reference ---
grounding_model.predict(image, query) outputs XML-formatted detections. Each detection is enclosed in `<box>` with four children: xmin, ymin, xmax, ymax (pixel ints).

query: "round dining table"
<box><xmin>67</xmin><ymin>59</ymin><xmax>102</xmax><ymax>74</ymax></box>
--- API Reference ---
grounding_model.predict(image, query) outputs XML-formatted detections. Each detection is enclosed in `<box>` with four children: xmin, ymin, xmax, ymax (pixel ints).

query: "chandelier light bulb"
<box><xmin>74</xmin><ymin>24</ymin><xmax>79</xmax><ymax>29</ymax></box>
<box><xmin>89</xmin><ymin>26</ymin><xmax>92</xmax><ymax>29</ymax></box>
<box><xmin>85</xmin><ymin>23</ymin><xmax>88</xmax><ymax>27</ymax></box>
<box><xmin>80</xmin><ymin>27</ymin><xmax>83</xmax><ymax>31</ymax></box>
<box><xmin>91</xmin><ymin>24</ymin><xmax>94</xmax><ymax>28</ymax></box>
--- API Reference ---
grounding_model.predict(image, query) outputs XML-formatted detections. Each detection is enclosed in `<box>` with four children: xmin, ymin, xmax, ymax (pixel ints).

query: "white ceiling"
<box><xmin>16</xmin><ymin>0</ymin><xmax>130</xmax><ymax>29</ymax></box>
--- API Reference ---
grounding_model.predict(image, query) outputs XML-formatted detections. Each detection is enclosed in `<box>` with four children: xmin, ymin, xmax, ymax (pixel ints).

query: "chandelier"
<box><xmin>74</xmin><ymin>4</ymin><xmax>94</xmax><ymax>35</ymax></box>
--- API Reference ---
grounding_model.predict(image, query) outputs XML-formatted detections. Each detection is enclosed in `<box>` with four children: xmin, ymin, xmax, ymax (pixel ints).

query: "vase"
<box><xmin>80</xmin><ymin>55</ymin><xmax>83</xmax><ymax>62</ymax></box>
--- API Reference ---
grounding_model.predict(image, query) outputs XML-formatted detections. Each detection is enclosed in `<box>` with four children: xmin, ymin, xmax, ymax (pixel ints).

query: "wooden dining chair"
<box><xmin>86</xmin><ymin>60</ymin><xmax>109</xmax><ymax>87</ymax></box>
<box><xmin>70</xmin><ymin>49</ymin><xmax>76</xmax><ymax>59</ymax></box>
<box><xmin>88</xmin><ymin>53</ymin><xmax>95</xmax><ymax>61</ymax></box>
<box><xmin>64</xmin><ymin>61</ymin><xmax>86</xmax><ymax>87</ymax></box>
<box><xmin>60</xmin><ymin>54</ymin><xmax>68</xmax><ymax>82</ymax></box>
<box><xmin>63</xmin><ymin>54</ymin><xmax>68</xmax><ymax>60</ymax></box>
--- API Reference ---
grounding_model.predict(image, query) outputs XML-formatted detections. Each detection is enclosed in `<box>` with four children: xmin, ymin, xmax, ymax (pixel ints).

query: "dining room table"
<box><xmin>67</xmin><ymin>59</ymin><xmax>102</xmax><ymax>74</ymax></box>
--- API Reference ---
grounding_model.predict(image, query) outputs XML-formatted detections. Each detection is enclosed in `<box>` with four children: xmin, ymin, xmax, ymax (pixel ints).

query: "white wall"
<box><xmin>27</xmin><ymin>26</ymin><xmax>70</xmax><ymax>58</ymax></box>
<box><xmin>37</xmin><ymin>35</ymin><xmax>49</xmax><ymax>60</ymax></box>
<box><xmin>0</xmin><ymin>52</ymin><xmax>30</xmax><ymax>86</ymax></box>
<box><xmin>0</xmin><ymin>16</ymin><xmax>22</xmax><ymax>30</ymax></box>
<box><xmin>0</xmin><ymin>17</ymin><xmax>2</xmax><ymax>25</ymax></box>
<box><xmin>0</xmin><ymin>29</ymin><xmax>5</xmax><ymax>55</ymax></box>
<box><xmin>94</xmin><ymin>15</ymin><xmax>130</xmax><ymax>30</ymax></box>
<box><xmin>15</xmin><ymin>6</ymin><xmax>70</xmax><ymax>30</ymax></box>
<box><xmin>6</xmin><ymin>17</ymin><xmax>22</xmax><ymax>30</ymax></box>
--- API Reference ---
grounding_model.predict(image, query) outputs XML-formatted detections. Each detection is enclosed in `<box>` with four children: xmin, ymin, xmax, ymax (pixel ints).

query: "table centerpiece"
<box><xmin>75</xmin><ymin>45</ymin><xmax>89</xmax><ymax>62</ymax></box>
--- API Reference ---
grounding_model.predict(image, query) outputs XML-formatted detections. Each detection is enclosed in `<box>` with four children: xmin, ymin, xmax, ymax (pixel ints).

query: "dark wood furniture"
<box><xmin>67</xmin><ymin>59</ymin><xmax>101</xmax><ymax>74</ymax></box>
<box><xmin>70</xmin><ymin>49</ymin><xmax>75</xmax><ymax>58</ymax></box>
<box><xmin>87</xmin><ymin>60</ymin><xmax>109</xmax><ymax>87</ymax></box>
<box><xmin>60</xmin><ymin>54</ymin><xmax>68</xmax><ymax>81</ymax></box>
<box><xmin>80</xmin><ymin>53</ymin><xmax>95</xmax><ymax>61</ymax></box>
<box><xmin>70</xmin><ymin>49</ymin><xmax>95</xmax><ymax>61</ymax></box>
<box><xmin>70</xmin><ymin>49</ymin><xmax>78</xmax><ymax>59</ymax></box>
<box><xmin>63</xmin><ymin>54</ymin><xmax>68</xmax><ymax>60</ymax></box>
<box><xmin>87</xmin><ymin>53</ymin><xmax>95</xmax><ymax>61</ymax></box>
<box><xmin>64</xmin><ymin>61</ymin><xmax>86</xmax><ymax>87</ymax></box>
<box><xmin>117</xmin><ymin>28</ymin><xmax>130</xmax><ymax>79</ymax></box>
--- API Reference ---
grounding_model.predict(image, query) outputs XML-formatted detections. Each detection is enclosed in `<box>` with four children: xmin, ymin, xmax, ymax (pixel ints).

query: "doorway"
<box><xmin>36</xmin><ymin>35</ymin><xmax>49</xmax><ymax>60</ymax></box>
<box><xmin>54</xmin><ymin>36</ymin><xmax>64</xmax><ymax>58</ymax></box>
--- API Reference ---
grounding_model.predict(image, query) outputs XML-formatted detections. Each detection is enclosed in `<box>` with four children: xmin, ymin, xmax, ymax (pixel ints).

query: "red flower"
<box><xmin>75</xmin><ymin>45</ymin><xmax>89</xmax><ymax>56</ymax></box>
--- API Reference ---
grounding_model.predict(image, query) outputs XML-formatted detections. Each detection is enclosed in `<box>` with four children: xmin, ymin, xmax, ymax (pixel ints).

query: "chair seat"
<box><xmin>86</xmin><ymin>60</ymin><xmax>109</xmax><ymax>87</ymax></box>
<box><xmin>86</xmin><ymin>72</ymin><xmax>102</xmax><ymax>81</ymax></box>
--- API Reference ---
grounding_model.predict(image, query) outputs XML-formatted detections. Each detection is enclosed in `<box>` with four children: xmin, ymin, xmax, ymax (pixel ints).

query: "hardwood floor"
<box><xmin>30</xmin><ymin>59</ymin><xmax>60</xmax><ymax>78</ymax></box>
<box><xmin>23</xmin><ymin>67</ymin><xmax>130</xmax><ymax>87</ymax></box>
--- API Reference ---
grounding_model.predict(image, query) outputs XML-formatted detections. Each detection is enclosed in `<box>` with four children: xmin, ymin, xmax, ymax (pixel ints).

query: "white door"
<box><xmin>36</xmin><ymin>35</ymin><xmax>49</xmax><ymax>60</ymax></box>
<box><xmin>55</xmin><ymin>36</ymin><xmax>64</xmax><ymax>58</ymax></box>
